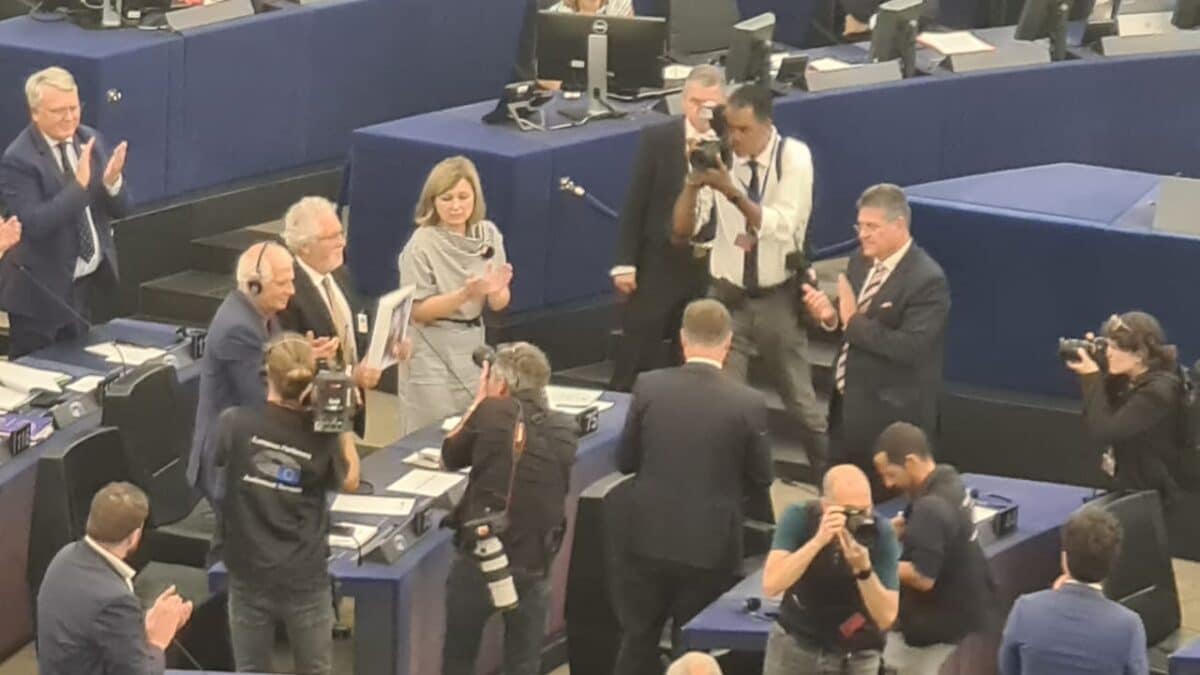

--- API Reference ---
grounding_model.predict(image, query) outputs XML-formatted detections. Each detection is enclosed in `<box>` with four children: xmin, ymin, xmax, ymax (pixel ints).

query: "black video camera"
<box><xmin>688</xmin><ymin>105</ymin><xmax>731</xmax><ymax>173</ymax></box>
<box><xmin>1058</xmin><ymin>336</ymin><xmax>1109</xmax><ymax>370</ymax></box>
<box><xmin>311</xmin><ymin>360</ymin><xmax>356</xmax><ymax>434</ymax></box>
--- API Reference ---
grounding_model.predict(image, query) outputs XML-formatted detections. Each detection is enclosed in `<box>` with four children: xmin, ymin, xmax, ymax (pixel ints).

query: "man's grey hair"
<box><xmin>282</xmin><ymin>196</ymin><xmax>338</xmax><ymax>252</ymax></box>
<box><xmin>236</xmin><ymin>241</ymin><xmax>282</xmax><ymax>289</ymax></box>
<box><xmin>684</xmin><ymin>65</ymin><xmax>725</xmax><ymax>90</ymax></box>
<box><xmin>491</xmin><ymin>342</ymin><xmax>552</xmax><ymax>396</ymax></box>
<box><xmin>666</xmin><ymin>652</ymin><xmax>722</xmax><ymax>675</ymax></box>
<box><xmin>856</xmin><ymin>183</ymin><xmax>911</xmax><ymax>225</ymax></box>
<box><xmin>681</xmin><ymin>299</ymin><xmax>732</xmax><ymax>348</ymax></box>
<box><xmin>25</xmin><ymin>66</ymin><xmax>77</xmax><ymax>111</ymax></box>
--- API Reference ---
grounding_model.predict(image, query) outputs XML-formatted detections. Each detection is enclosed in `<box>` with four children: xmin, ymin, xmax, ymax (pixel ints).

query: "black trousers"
<box><xmin>610</xmin><ymin>273</ymin><xmax>706</xmax><ymax>393</ymax></box>
<box><xmin>613</xmin><ymin>555</ymin><xmax>736</xmax><ymax>675</ymax></box>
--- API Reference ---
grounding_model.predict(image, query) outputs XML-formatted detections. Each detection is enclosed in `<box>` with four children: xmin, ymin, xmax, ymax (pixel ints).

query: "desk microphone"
<box><xmin>558</xmin><ymin>177</ymin><xmax>619</xmax><ymax>220</ymax></box>
<box><xmin>13</xmin><ymin>262</ymin><xmax>129</xmax><ymax>382</ymax></box>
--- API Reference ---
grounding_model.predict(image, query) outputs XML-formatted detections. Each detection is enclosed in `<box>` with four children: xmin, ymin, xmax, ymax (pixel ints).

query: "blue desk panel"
<box><xmin>213</xmin><ymin>393</ymin><xmax>630</xmax><ymax>675</ymax></box>
<box><xmin>908</xmin><ymin>163</ymin><xmax>1200</xmax><ymax>397</ymax></box>
<box><xmin>682</xmin><ymin>474</ymin><xmax>1096</xmax><ymax>653</ymax></box>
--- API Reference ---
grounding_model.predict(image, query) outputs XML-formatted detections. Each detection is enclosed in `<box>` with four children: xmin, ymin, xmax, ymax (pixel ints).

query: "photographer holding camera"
<box><xmin>440</xmin><ymin>342</ymin><xmax>577</xmax><ymax>675</ymax></box>
<box><xmin>762</xmin><ymin>464</ymin><xmax>900</xmax><ymax>675</ymax></box>
<box><xmin>1062</xmin><ymin>311</ymin><xmax>1183</xmax><ymax>507</ymax></box>
<box><xmin>670</xmin><ymin>84</ymin><xmax>828</xmax><ymax>475</ymax></box>
<box><xmin>216</xmin><ymin>333</ymin><xmax>361</xmax><ymax>675</ymax></box>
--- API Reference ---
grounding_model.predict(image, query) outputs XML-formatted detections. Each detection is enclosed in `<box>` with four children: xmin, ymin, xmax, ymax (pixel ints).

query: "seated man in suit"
<box><xmin>999</xmin><ymin>507</ymin><xmax>1148</xmax><ymax>675</ymax></box>
<box><xmin>614</xmin><ymin>298</ymin><xmax>774</xmax><ymax>675</ymax></box>
<box><xmin>609</xmin><ymin>65</ymin><xmax>725</xmax><ymax>392</ymax></box>
<box><xmin>37</xmin><ymin>482</ymin><xmax>193</xmax><ymax>675</ymax></box>
<box><xmin>802</xmin><ymin>183</ymin><xmax>949</xmax><ymax>496</ymax></box>
<box><xmin>276</xmin><ymin>196</ymin><xmax>383</xmax><ymax>436</ymax></box>
<box><xmin>0</xmin><ymin>66</ymin><xmax>130</xmax><ymax>358</ymax></box>
<box><xmin>188</xmin><ymin>242</ymin><xmax>335</xmax><ymax>511</ymax></box>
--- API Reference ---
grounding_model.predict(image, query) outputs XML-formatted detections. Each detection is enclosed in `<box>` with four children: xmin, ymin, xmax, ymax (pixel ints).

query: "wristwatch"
<box><xmin>855</xmin><ymin>567</ymin><xmax>873</xmax><ymax>581</ymax></box>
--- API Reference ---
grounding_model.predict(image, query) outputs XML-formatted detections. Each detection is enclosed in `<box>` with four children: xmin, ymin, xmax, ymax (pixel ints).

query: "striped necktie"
<box><xmin>835</xmin><ymin>263</ymin><xmax>887</xmax><ymax>394</ymax></box>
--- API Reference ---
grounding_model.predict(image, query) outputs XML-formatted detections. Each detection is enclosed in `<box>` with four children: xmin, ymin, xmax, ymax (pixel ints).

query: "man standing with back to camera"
<box><xmin>671</xmin><ymin>84</ymin><xmax>829</xmax><ymax>477</ymax></box>
<box><xmin>608</xmin><ymin>65</ymin><xmax>726</xmax><ymax>392</ymax></box>
<box><xmin>0</xmin><ymin>66</ymin><xmax>130</xmax><ymax>357</ymax></box>
<box><xmin>614</xmin><ymin>299</ymin><xmax>774</xmax><ymax>675</ymax></box>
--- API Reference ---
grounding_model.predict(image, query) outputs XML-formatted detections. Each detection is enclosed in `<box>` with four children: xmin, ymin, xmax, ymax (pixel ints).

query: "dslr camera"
<box><xmin>688</xmin><ymin>104</ymin><xmax>731</xmax><ymax>173</ymax></box>
<box><xmin>1058</xmin><ymin>336</ymin><xmax>1109</xmax><ymax>370</ymax></box>
<box><xmin>311</xmin><ymin>360</ymin><xmax>356</xmax><ymax>434</ymax></box>
<box><xmin>842</xmin><ymin>507</ymin><xmax>879</xmax><ymax>547</ymax></box>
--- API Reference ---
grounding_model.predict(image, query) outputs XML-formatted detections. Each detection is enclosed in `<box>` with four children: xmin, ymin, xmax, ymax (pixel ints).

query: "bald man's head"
<box><xmin>666</xmin><ymin>652</ymin><xmax>722</xmax><ymax>675</ymax></box>
<box><xmin>236</xmin><ymin>242</ymin><xmax>296</xmax><ymax>317</ymax></box>
<box><xmin>822</xmin><ymin>464</ymin><xmax>873</xmax><ymax>510</ymax></box>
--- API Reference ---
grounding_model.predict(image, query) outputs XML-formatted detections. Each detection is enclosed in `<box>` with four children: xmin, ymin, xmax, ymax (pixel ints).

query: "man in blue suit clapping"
<box><xmin>999</xmin><ymin>507</ymin><xmax>1148</xmax><ymax>675</ymax></box>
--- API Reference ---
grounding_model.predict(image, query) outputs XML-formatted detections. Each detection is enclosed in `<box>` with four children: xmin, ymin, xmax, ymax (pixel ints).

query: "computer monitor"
<box><xmin>870</xmin><ymin>0</ymin><xmax>923</xmax><ymax>77</ymax></box>
<box><xmin>1015</xmin><ymin>0</ymin><xmax>1073</xmax><ymax>60</ymax></box>
<box><xmin>724</xmin><ymin>12</ymin><xmax>775</xmax><ymax>84</ymax></box>
<box><xmin>668</xmin><ymin>0</ymin><xmax>741</xmax><ymax>62</ymax></box>
<box><xmin>1173</xmin><ymin>0</ymin><xmax>1200</xmax><ymax>27</ymax></box>
<box><xmin>536</xmin><ymin>12</ymin><xmax>668</xmax><ymax>92</ymax></box>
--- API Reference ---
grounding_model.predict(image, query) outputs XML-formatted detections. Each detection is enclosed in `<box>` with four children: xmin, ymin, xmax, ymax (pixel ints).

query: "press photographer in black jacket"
<box><xmin>440</xmin><ymin>342</ymin><xmax>578</xmax><ymax>675</ymax></box>
<box><xmin>1064</xmin><ymin>311</ymin><xmax>1183</xmax><ymax>508</ymax></box>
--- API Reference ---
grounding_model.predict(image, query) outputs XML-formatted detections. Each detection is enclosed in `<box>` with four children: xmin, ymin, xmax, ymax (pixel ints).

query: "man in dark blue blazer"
<box><xmin>187</xmin><ymin>242</ymin><xmax>308</xmax><ymax>509</ymax></box>
<box><xmin>0</xmin><ymin>66</ymin><xmax>130</xmax><ymax>358</ymax></box>
<box><xmin>37</xmin><ymin>482</ymin><xmax>193</xmax><ymax>675</ymax></box>
<box><xmin>999</xmin><ymin>507</ymin><xmax>1149</xmax><ymax>675</ymax></box>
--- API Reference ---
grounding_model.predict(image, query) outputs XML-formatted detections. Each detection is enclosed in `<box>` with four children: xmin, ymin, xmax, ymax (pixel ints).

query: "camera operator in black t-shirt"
<box><xmin>440</xmin><ymin>342</ymin><xmax>578</xmax><ymax>675</ymax></box>
<box><xmin>871</xmin><ymin>422</ymin><xmax>991</xmax><ymax>675</ymax></box>
<box><xmin>216</xmin><ymin>333</ymin><xmax>361</xmax><ymax>675</ymax></box>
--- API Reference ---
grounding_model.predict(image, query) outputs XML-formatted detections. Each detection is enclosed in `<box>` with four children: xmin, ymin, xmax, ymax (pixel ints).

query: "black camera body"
<box><xmin>1058</xmin><ymin>336</ymin><xmax>1109</xmax><ymax>370</ymax></box>
<box><xmin>842</xmin><ymin>507</ymin><xmax>879</xmax><ymax>547</ymax></box>
<box><xmin>688</xmin><ymin>105</ymin><xmax>731</xmax><ymax>173</ymax></box>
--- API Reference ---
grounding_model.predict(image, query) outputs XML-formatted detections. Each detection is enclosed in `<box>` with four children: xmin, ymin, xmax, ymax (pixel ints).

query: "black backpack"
<box><xmin>1173</xmin><ymin>362</ymin><xmax>1200</xmax><ymax>490</ymax></box>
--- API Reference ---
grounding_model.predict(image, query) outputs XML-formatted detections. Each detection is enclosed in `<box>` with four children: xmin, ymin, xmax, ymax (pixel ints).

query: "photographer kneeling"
<box><xmin>217</xmin><ymin>333</ymin><xmax>361</xmax><ymax>675</ymax></box>
<box><xmin>1063</xmin><ymin>311</ymin><xmax>1183</xmax><ymax>508</ymax></box>
<box><xmin>762</xmin><ymin>464</ymin><xmax>900</xmax><ymax>675</ymax></box>
<box><xmin>441</xmin><ymin>342</ymin><xmax>578</xmax><ymax>675</ymax></box>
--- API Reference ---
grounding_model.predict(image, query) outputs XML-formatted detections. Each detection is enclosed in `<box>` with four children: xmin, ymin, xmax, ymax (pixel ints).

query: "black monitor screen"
<box><xmin>668</xmin><ymin>0</ymin><xmax>740</xmax><ymax>56</ymax></box>
<box><xmin>725</xmin><ymin>12</ymin><xmax>775</xmax><ymax>84</ymax></box>
<box><xmin>870</xmin><ymin>0</ymin><xmax>924</xmax><ymax>61</ymax></box>
<box><xmin>536</xmin><ymin>12</ymin><xmax>668</xmax><ymax>91</ymax></box>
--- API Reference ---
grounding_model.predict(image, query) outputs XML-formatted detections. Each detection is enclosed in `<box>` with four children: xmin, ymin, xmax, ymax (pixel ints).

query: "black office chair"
<box><xmin>1091</xmin><ymin>489</ymin><xmax>1197</xmax><ymax>674</ymax></box>
<box><xmin>102</xmin><ymin>362</ymin><xmax>212</xmax><ymax>568</ymax></box>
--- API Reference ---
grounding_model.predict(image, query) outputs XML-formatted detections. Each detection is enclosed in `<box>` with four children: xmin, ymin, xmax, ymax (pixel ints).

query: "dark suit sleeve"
<box><xmin>0</xmin><ymin>154</ymin><xmax>90</xmax><ymax>241</ymax></box>
<box><xmin>95</xmin><ymin>594</ymin><xmax>166</xmax><ymax>675</ymax></box>
<box><xmin>843</xmin><ymin>270</ymin><xmax>950</xmax><ymax>367</ymax></box>
<box><xmin>615</xmin><ymin>128</ymin><xmax>659</xmax><ymax>268</ymax></box>
<box><xmin>617</xmin><ymin>377</ymin><xmax>647</xmax><ymax>474</ymax></box>
<box><xmin>214</xmin><ymin>323</ymin><xmax>267</xmax><ymax>406</ymax></box>
<box><xmin>1080</xmin><ymin>373</ymin><xmax>1176</xmax><ymax>447</ymax></box>
<box><xmin>442</xmin><ymin>402</ymin><xmax>485</xmax><ymax>470</ymax></box>
<box><xmin>742</xmin><ymin>394</ymin><xmax>775</xmax><ymax>521</ymax></box>
<box><xmin>997</xmin><ymin>595</ymin><xmax>1023</xmax><ymax>675</ymax></box>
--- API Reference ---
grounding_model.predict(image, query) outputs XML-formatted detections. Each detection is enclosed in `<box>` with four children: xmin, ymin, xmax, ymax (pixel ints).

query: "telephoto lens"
<box><xmin>473</xmin><ymin>526</ymin><xmax>519</xmax><ymax>611</ymax></box>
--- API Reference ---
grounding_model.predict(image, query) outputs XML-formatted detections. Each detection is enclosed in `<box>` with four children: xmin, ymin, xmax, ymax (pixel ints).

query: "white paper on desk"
<box><xmin>916</xmin><ymin>31</ymin><xmax>995</xmax><ymax>55</ymax></box>
<box><xmin>364</xmin><ymin>286</ymin><xmax>415</xmax><ymax>370</ymax></box>
<box><xmin>84</xmin><ymin>341</ymin><xmax>165</xmax><ymax>366</ymax></box>
<box><xmin>442</xmin><ymin>415</ymin><xmax>462</xmax><ymax>432</ymax></box>
<box><xmin>808</xmin><ymin>57</ymin><xmax>855</xmax><ymax>72</ymax></box>
<box><xmin>0</xmin><ymin>385</ymin><xmax>33</xmax><ymax>413</ymax></box>
<box><xmin>67</xmin><ymin>375</ymin><xmax>107</xmax><ymax>395</ymax></box>
<box><xmin>329</xmin><ymin>522</ymin><xmax>379</xmax><ymax>550</ymax></box>
<box><xmin>403</xmin><ymin>447</ymin><xmax>443</xmax><ymax>470</ymax></box>
<box><xmin>0</xmin><ymin>361</ymin><xmax>70</xmax><ymax>395</ymax></box>
<box><xmin>387</xmin><ymin>469</ymin><xmax>465</xmax><ymax>497</ymax></box>
<box><xmin>553</xmin><ymin>400</ymin><xmax>615</xmax><ymax>415</ymax></box>
<box><xmin>331</xmin><ymin>494</ymin><xmax>415</xmax><ymax>517</ymax></box>
<box><xmin>545</xmin><ymin>385</ymin><xmax>603</xmax><ymax>409</ymax></box>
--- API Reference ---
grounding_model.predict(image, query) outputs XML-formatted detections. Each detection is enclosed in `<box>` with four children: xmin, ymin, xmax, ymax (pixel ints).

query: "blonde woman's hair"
<box><xmin>264</xmin><ymin>333</ymin><xmax>316</xmax><ymax>401</ymax></box>
<box><xmin>413</xmin><ymin>156</ymin><xmax>487</xmax><ymax>229</ymax></box>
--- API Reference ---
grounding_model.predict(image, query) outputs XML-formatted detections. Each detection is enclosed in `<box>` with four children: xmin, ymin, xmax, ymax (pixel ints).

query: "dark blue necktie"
<box><xmin>743</xmin><ymin>159</ymin><xmax>761</xmax><ymax>291</ymax></box>
<box><xmin>58</xmin><ymin>142</ymin><xmax>96</xmax><ymax>263</ymax></box>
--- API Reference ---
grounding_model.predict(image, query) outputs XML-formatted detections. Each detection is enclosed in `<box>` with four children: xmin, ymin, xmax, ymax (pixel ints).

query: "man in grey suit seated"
<box><xmin>36</xmin><ymin>482</ymin><xmax>193</xmax><ymax>675</ymax></box>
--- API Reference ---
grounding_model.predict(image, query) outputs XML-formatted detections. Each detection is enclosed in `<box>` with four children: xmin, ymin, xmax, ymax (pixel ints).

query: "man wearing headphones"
<box><xmin>187</xmin><ymin>242</ymin><xmax>336</xmax><ymax>515</ymax></box>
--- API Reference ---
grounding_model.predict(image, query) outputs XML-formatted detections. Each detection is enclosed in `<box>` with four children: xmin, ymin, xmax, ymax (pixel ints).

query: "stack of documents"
<box><xmin>387</xmin><ymin>469</ymin><xmax>465</xmax><ymax>497</ymax></box>
<box><xmin>330</xmin><ymin>494</ymin><xmax>416</xmax><ymax>517</ymax></box>
<box><xmin>0</xmin><ymin>361</ymin><xmax>71</xmax><ymax>410</ymax></box>
<box><xmin>85</xmin><ymin>341</ymin><xmax>166</xmax><ymax>366</ymax></box>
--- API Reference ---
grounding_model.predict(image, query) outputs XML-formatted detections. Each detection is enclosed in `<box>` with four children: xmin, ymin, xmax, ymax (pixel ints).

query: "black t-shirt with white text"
<box><xmin>217</xmin><ymin>404</ymin><xmax>345</xmax><ymax>590</ymax></box>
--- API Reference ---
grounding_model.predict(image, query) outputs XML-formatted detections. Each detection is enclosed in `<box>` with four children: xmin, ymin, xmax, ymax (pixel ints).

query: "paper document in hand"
<box><xmin>331</xmin><ymin>494</ymin><xmax>415</xmax><ymax>517</ymax></box>
<box><xmin>808</xmin><ymin>57</ymin><xmax>855</xmax><ymax>71</ymax></box>
<box><xmin>386</xmin><ymin>469</ymin><xmax>465</xmax><ymax>497</ymax></box>
<box><xmin>545</xmin><ymin>385</ymin><xmax>603</xmax><ymax>409</ymax></box>
<box><xmin>364</xmin><ymin>286</ymin><xmax>416</xmax><ymax>370</ymax></box>
<box><xmin>329</xmin><ymin>522</ymin><xmax>380</xmax><ymax>549</ymax></box>
<box><xmin>84</xmin><ymin>341</ymin><xmax>166</xmax><ymax>366</ymax></box>
<box><xmin>916</xmin><ymin>31</ymin><xmax>995</xmax><ymax>55</ymax></box>
<box><xmin>0</xmin><ymin>361</ymin><xmax>70</xmax><ymax>394</ymax></box>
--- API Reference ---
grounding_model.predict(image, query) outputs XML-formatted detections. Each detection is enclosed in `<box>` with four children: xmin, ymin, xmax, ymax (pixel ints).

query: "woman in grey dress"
<box><xmin>397</xmin><ymin>156</ymin><xmax>512</xmax><ymax>435</ymax></box>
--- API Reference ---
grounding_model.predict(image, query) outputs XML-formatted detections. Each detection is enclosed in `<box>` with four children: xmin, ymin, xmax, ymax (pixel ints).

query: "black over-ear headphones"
<box><xmin>246</xmin><ymin>241</ymin><xmax>276</xmax><ymax>296</ymax></box>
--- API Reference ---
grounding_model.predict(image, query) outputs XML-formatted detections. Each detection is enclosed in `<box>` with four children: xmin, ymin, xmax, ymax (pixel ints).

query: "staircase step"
<box><xmin>190</xmin><ymin>220</ymin><xmax>284</xmax><ymax>276</ymax></box>
<box><xmin>140</xmin><ymin>271</ymin><xmax>234</xmax><ymax>327</ymax></box>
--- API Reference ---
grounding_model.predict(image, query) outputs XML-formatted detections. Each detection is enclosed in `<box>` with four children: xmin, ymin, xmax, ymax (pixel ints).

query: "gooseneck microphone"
<box><xmin>558</xmin><ymin>177</ymin><xmax>619</xmax><ymax>220</ymax></box>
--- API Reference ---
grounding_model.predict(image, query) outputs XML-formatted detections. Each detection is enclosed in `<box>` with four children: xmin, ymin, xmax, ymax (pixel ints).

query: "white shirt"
<box><xmin>686</xmin><ymin>356</ymin><xmax>723</xmax><ymax>370</ymax></box>
<box><xmin>609</xmin><ymin>119</ymin><xmax>715</xmax><ymax>279</ymax></box>
<box><xmin>1064</xmin><ymin>579</ymin><xmax>1104</xmax><ymax>592</ymax></box>
<box><xmin>296</xmin><ymin>257</ymin><xmax>355</xmax><ymax>361</ymax></box>
<box><xmin>84</xmin><ymin>536</ymin><xmax>136</xmax><ymax>593</ymax></box>
<box><xmin>42</xmin><ymin>133</ymin><xmax>122</xmax><ymax>280</ymax></box>
<box><xmin>694</xmin><ymin>127</ymin><xmax>814</xmax><ymax>289</ymax></box>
